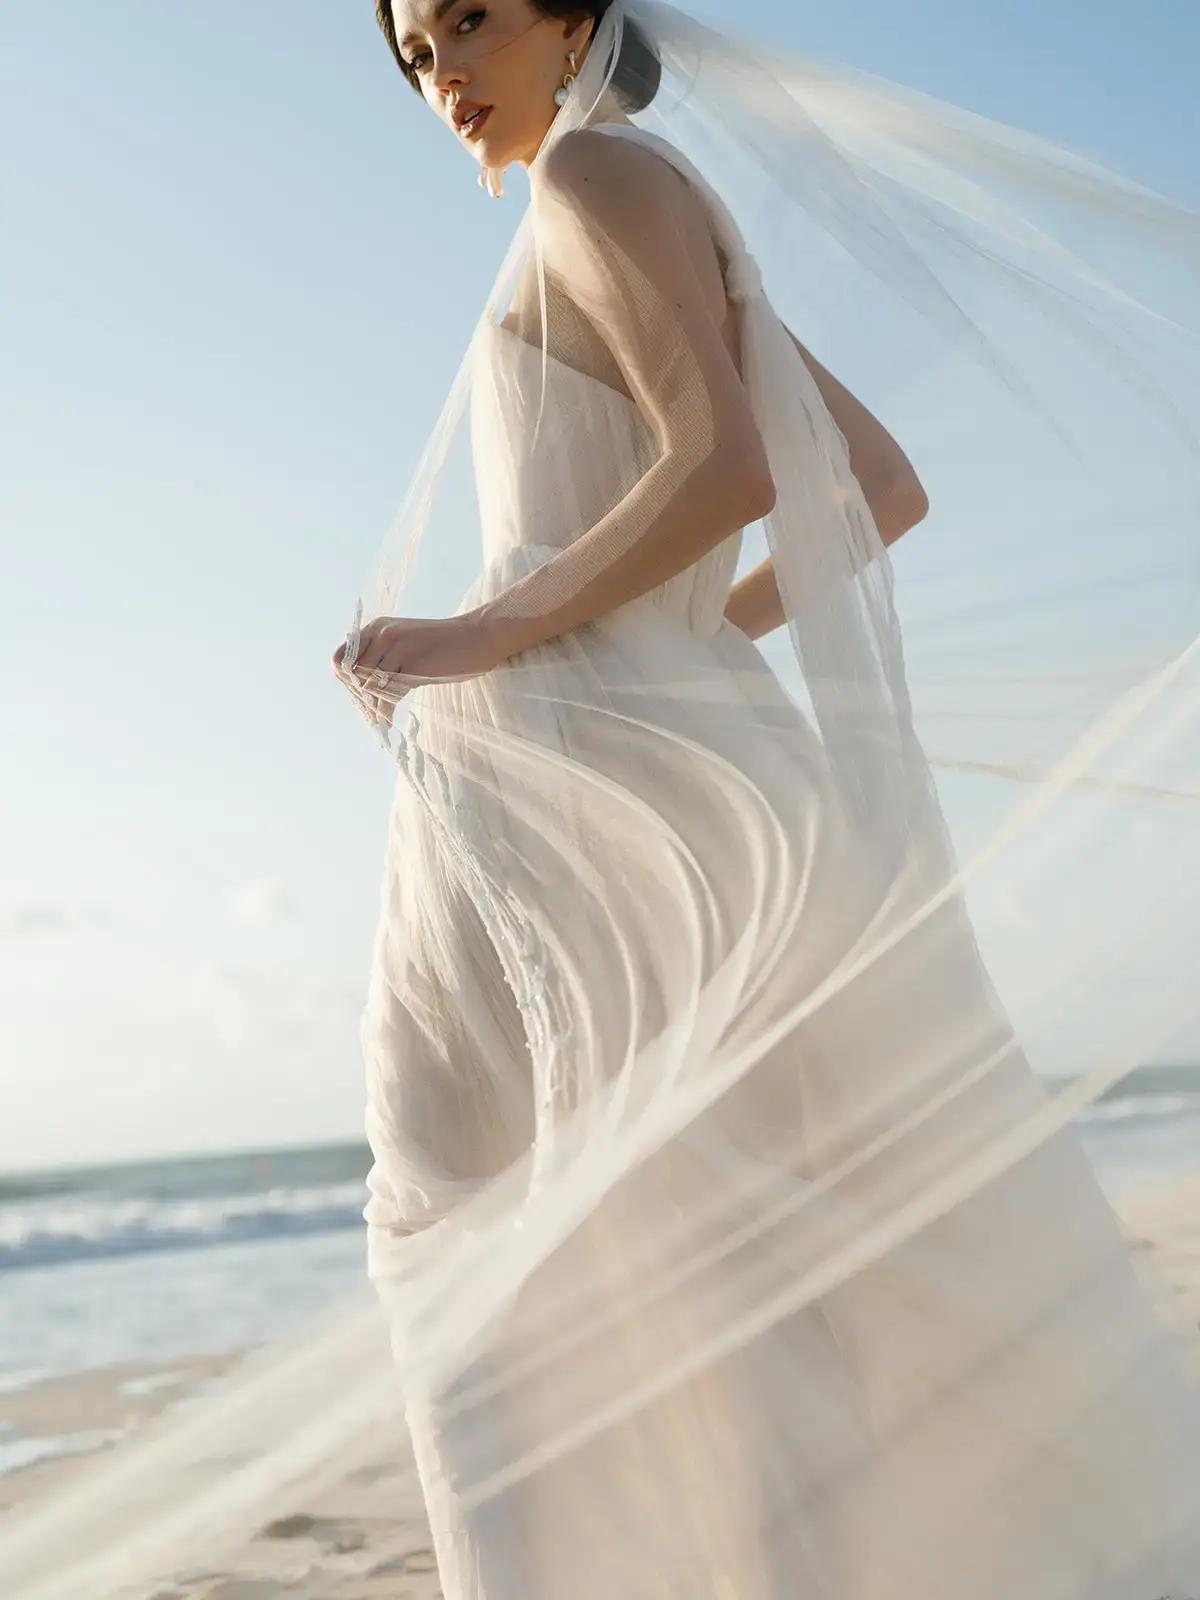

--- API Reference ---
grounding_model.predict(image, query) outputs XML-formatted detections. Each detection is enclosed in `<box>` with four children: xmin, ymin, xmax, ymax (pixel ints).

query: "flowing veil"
<box><xmin>5</xmin><ymin>0</ymin><xmax>1200</xmax><ymax>1594</ymax></box>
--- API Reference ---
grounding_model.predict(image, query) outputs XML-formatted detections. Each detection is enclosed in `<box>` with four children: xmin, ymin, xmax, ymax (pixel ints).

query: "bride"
<box><xmin>334</xmin><ymin>1</ymin><xmax>1200</xmax><ymax>1596</ymax></box>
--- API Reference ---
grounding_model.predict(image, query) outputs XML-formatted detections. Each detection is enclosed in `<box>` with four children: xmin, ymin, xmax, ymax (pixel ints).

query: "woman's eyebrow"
<box><xmin>399</xmin><ymin>0</ymin><xmax>460</xmax><ymax>49</ymax></box>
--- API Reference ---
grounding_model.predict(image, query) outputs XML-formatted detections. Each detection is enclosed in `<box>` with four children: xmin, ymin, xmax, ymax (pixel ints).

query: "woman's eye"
<box><xmin>405</xmin><ymin>10</ymin><xmax>484</xmax><ymax>71</ymax></box>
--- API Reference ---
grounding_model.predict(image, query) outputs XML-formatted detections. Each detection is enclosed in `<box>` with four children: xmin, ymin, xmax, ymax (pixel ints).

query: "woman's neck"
<box><xmin>581</xmin><ymin>88</ymin><xmax>634</xmax><ymax>129</ymax></box>
<box><xmin>522</xmin><ymin>90</ymin><xmax>633</xmax><ymax>168</ymax></box>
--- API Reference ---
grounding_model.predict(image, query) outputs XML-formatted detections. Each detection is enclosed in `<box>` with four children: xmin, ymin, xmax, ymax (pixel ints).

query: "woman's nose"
<box><xmin>432</xmin><ymin>51</ymin><xmax>468</xmax><ymax>95</ymax></box>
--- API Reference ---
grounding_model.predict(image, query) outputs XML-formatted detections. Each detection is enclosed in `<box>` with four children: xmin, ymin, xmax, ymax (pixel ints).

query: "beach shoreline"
<box><xmin>0</xmin><ymin>1351</ymin><xmax>240</xmax><ymax>1514</ymax></box>
<box><xmin>2</xmin><ymin>1172</ymin><xmax>1198</xmax><ymax>1598</ymax></box>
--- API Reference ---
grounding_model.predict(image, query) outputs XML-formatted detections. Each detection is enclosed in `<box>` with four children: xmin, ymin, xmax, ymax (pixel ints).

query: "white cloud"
<box><xmin>228</xmin><ymin>880</ymin><xmax>295</xmax><ymax>927</ymax></box>
<box><xmin>5</xmin><ymin>904</ymin><xmax>112</xmax><ymax>935</ymax></box>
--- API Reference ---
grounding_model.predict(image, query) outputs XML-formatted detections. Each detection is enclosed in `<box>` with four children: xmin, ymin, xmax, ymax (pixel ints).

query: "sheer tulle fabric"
<box><xmin>4</xmin><ymin>2</ymin><xmax>1200</xmax><ymax>1595</ymax></box>
<box><xmin>347</xmin><ymin>109</ymin><xmax>1200</xmax><ymax>1594</ymax></box>
<box><xmin>339</xmin><ymin>16</ymin><xmax>1200</xmax><ymax>1583</ymax></box>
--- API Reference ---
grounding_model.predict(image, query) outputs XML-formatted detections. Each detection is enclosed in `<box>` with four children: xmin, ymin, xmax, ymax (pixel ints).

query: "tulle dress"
<box><xmin>356</xmin><ymin>126</ymin><xmax>1200</xmax><ymax>1600</ymax></box>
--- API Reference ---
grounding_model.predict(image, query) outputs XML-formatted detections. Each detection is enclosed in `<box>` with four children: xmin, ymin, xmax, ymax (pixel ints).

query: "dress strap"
<box><xmin>582</xmin><ymin>122</ymin><xmax>765</xmax><ymax>304</ymax></box>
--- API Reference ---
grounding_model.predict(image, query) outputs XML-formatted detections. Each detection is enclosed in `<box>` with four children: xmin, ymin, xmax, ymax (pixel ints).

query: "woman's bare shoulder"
<box><xmin>539</xmin><ymin>127</ymin><xmax>704</xmax><ymax>234</ymax></box>
<box><xmin>537</xmin><ymin>128</ymin><xmax>727</xmax><ymax>310</ymax></box>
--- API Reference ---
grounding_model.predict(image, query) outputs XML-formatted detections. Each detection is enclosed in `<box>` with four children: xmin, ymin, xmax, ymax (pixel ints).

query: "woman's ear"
<box><xmin>562</xmin><ymin>12</ymin><xmax>596</xmax><ymax>53</ymax></box>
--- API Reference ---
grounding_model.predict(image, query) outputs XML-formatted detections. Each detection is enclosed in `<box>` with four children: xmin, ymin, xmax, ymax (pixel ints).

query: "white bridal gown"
<box><xmin>358</xmin><ymin>125</ymin><xmax>1200</xmax><ymax>1600</ymax></box>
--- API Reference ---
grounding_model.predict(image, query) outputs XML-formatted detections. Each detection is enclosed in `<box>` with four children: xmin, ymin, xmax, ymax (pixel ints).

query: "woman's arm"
<box><xmin>723</xmin><ymin>554</ymin><xmax>787</xmax><ymax>641</ymax></box>
<box><xmin>724</xmin><ymin>328</ymin><xmax>929</xmax><ymax>640</ymax></box>
<box><xmin>784</xmin><ymin>326</ymin><xmax>929</xmax><ymax>537</ymax></box>
<box><xmin>479</xmin><ymin>132</ymin><xmax>776</xmax><ymax>658</ymax></box>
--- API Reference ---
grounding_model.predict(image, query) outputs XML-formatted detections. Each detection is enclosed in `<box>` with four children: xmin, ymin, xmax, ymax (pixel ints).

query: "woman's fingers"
<box><xmin>353</xmin><ymin>618</ymin><xmax>395</xmax><ymax>674</ymax></box>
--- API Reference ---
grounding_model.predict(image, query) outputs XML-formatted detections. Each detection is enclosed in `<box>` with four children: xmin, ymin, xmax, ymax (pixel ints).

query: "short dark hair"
<box><xmin>373</xmin><ymin>1</ymin><xmax>661</xmax><ymax>112</ymax></box>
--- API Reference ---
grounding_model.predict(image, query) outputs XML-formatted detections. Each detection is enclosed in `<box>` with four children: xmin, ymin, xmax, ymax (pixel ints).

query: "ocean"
<box><xmin>2</xmin><ymin>1067</ymin><xmax>1198</xmax><ymax>1485</ymax></box>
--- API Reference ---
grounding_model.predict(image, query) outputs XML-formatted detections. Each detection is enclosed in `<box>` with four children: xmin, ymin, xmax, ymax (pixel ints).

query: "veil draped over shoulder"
<box><xmin>5</xmin><ymin>1</ymin><xmax>1200</xmax><ymax>1595</ymax></box>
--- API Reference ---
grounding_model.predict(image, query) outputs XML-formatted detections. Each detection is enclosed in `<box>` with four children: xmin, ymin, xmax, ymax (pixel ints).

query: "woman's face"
<box><xmin>390</xmin><ymin>1</ymin><xmax>594</xmax><ymax>172</ymax></box>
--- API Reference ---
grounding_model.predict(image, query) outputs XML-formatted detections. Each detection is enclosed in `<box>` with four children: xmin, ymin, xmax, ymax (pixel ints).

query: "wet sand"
<box><xmin>3</xmin><ymin>1175</ymin><xmax>1199</xmax><ymax>1598</ymax></box>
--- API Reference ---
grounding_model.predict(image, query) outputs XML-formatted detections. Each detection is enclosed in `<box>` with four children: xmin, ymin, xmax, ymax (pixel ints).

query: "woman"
<box><xmin>335</xmin><ymin>2</ymin><xmax>1200</xmax><ymax>1596</ymax></box>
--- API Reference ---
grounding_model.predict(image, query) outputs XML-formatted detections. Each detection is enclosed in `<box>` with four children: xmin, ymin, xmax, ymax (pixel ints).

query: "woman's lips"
<box><xmin>459</xmin><ymin>105</ymin><xmax>492</xmax><ymax>140</ymax></box>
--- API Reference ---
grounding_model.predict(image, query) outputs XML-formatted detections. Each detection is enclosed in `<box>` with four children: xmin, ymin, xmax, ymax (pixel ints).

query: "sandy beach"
<box><xmin>1113</xmin><ymin>1171</ymin><xmax>1200</xmax><ymax>1382</ymax></box>
<box><xmin>3</xmin><ymin>1173</ymin><xmax>1199</xmax><ymax>1599</ymax></box>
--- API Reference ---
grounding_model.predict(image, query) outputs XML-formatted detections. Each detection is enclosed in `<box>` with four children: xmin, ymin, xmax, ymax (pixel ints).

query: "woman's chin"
<box><xmin>475</xmin><ymin>131</ymin><xmax>515</xmax><ymax>169</ymax></box>
<box><xmin>477</xmin><ymin>116</ymin><xmax>554</xmax><ymax>173</ymax></box>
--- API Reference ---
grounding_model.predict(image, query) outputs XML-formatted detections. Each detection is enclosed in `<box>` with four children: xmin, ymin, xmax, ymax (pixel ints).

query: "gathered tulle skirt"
<box><xmin>358</xmin><ymin>545</ymin><xmax>1200</xmax><ymax>1600</ymax></box>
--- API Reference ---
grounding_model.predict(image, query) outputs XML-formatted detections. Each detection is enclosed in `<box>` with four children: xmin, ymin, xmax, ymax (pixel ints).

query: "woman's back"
<box><xmin>468</xmin><ymin>123</ymin><xmax>757</xmax><ymax>632</ymax></box>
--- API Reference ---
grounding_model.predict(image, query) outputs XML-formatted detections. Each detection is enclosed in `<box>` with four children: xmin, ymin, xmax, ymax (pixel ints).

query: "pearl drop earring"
<box><xmin>553</xmin><ymin>49</ymin><xmax>577</xmax><ymax>108</ymax></box>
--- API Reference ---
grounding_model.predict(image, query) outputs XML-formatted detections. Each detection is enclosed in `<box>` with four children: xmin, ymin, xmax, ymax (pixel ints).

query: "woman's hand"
<box><xmin>330</xmin><ymin>608</ymin><xmax>518</xmax><ymax>728</ymax></box>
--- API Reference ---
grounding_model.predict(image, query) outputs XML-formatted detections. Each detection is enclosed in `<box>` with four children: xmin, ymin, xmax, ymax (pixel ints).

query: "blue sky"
<box><xmin>3</xmin><ymin>0</ymin><xmax>1198</xmax><ymax>1172</ymax></box>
